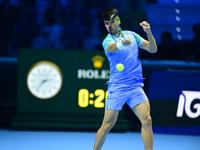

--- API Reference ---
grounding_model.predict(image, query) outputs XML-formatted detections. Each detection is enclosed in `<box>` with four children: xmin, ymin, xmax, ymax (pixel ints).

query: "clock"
<box><xmin>26</xmin><ymin>61</ymin><xmax>63</xmax><ymax>99</ymax></box>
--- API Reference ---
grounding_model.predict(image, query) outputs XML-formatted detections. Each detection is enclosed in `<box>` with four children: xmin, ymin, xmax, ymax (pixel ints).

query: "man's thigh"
<box><xmin>132</xmin><ymin>101</ymin><xmax>151</xmax><ymax>122</ymax></box>
<box><xmin>102</xmin><ymin>109</ymin><xmax>119</xmax><ymax>126</ymax></box>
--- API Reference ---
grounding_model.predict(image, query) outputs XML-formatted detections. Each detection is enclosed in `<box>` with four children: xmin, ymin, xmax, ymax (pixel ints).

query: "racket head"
<box><xmin>115</xmin><ymin>15</ymin><xmax>121</xmax><ymax>25</ymax></box>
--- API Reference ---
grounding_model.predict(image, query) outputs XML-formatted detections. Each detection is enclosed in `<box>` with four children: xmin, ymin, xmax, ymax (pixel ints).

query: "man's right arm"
<box><xmin>105</xmin><ymin>37</ymin><xmax>132</xmax><ymax>53</ymax></box>
<box><xmin>106</xmin><ymin>42</ymin><xmax>120</xmax><ymax>53</ymax></box>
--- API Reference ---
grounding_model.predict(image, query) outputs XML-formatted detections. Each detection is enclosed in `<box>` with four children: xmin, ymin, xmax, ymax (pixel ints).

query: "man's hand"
<box><xmin>106</xmin><ymin>36</ymin><xmax>132</xmax><ymax>53</ymax></box>
<box><xmin>139</xmin><ymin>21</ymin><xmax>151</xmax><ymax>34</ymax></box>
<box><xmin>122</xmin><ymin>36</ymin><xmax>132</xmax><ymax>46</ymax></box>
<box><xmin>139</xmin><ymin>21</ymin><xmax>157</xmax><ymax>53</ymax></box>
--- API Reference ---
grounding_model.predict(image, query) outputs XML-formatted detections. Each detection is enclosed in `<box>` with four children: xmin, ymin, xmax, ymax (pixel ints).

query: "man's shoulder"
<box><xmin>103</xmin><ymin>33</ymin><xmax>113</xmax><ymax>40</ymax></box>
<box><xmin>103</xmin><ymin>34</ymin><xmax>115</xmax><ymax>44</ymax></box>
<box><xmin>102</xmin><ymin>33</ymin><xmax>115</xmax><ymax>51</ymax></box>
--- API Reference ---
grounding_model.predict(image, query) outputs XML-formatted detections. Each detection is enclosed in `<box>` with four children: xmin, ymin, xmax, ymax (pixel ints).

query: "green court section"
<box><xmin>12</xmin><ymin>49</ymin><xmax>128</xmax><ymax>131</ymax></box>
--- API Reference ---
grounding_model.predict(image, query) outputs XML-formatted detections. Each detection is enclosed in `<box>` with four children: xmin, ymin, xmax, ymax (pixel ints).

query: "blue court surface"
<box><xmin>0</xmin><ymin>129</ymin><xmax>200</xmax><ymax>150</ymax></box>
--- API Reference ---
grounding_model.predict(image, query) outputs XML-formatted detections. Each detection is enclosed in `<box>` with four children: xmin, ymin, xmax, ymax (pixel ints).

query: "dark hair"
<box><xmin>101</xmin><ymin>8</ymin><xmax>119</xmax><ymax>21</ymax></box>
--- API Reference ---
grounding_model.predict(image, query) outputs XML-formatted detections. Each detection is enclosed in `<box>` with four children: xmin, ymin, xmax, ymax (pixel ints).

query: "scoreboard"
<box><xmin>70</xmin><ymin>51</ymin><xmax>110</xmax><ymax>115</ymax></box>
<box><xmin>12</xmin><ymin>49</ymin><xmax>128</xmax><ymax>131</ymax></box>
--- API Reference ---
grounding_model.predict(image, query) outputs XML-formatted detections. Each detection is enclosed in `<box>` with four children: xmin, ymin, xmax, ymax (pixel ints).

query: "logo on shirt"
<box><xmin>176</xmin><ymin>90</ymin><xmax>200</xmax><ymax>118</ymax></box>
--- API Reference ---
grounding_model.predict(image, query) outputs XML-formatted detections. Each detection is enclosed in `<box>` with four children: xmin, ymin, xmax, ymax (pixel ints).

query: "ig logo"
<box><xmin>176</xmin><ymin>90</ymin><xmax>200</xmax><ymax>118</ymax></box>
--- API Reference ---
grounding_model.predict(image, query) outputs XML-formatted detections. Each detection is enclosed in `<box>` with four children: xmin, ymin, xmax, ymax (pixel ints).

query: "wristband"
<box><xmin>116</xmin><ymin>40</ymin><xmax>125</xmax><ymax>50</ymax></box>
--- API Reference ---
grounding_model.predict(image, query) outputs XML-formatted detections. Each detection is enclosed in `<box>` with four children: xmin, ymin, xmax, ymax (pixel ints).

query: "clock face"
<box><xmin>26</xmin><ymin>61</ymin><xmax>63</xmax><ymax>99</ymax></box>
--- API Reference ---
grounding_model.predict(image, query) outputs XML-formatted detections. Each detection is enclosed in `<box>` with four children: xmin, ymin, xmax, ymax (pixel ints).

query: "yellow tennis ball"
<box><xmin>116</xmin><ymin>63</ymin><xmax>124</xmax><ymax>71</ymax></box>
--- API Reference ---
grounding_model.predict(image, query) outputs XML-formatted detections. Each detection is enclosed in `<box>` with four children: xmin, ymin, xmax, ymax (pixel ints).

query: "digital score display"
<box><xmin>70</xmin><ymin>51</ymin><xmax>111</xmax><ymax>115</ymax></box>
<box><xmin>71</xmin><ymin>83</ymin><xmax>108</xmax><ymax>114</ymax></box>
<box><xmin>78</xmin><ymin>89</ymin><xmax>108</xmax><ymax>108</ymax></box>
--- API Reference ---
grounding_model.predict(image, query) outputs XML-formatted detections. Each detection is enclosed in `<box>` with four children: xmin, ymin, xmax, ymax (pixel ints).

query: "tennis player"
<box><xmin>93</xmin><ymin>8</ymin><xmax>157</xmax><ymax>150</ymax></box>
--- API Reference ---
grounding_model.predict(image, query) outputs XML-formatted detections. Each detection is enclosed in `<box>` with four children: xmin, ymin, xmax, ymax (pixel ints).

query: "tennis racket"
<box><xmin>110</xmin><ymin>14</ymin><xmax>127</xmax><ymax>40</ymax></box>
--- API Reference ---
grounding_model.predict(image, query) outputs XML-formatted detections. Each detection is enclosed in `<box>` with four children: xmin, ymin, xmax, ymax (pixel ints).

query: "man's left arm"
<box><xmin>139</xmin><ymin>21</ymin><xmax>157</xmax><ymax>53</ymax></box>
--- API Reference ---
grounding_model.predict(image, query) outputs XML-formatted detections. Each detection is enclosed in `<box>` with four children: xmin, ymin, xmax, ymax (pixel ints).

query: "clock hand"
<box><xmin>37</xmin><ymin>79</ymin><xmax>47</xmax><ymax>91</ymax></box>
<box><xmin>42</xmin><ymin>79</ymin><xmax>47</xmax><ymax>83</ymax></box>
<box><xmin>36</xmin><ymin>79</ymin><xmax>54</xmax><ymax>92</ymax></box>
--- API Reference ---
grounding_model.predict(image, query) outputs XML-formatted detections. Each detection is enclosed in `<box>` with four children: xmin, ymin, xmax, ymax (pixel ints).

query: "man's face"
<box><xmin>104</xmin><ymin>18</ymin><xmax>119</xmax><ymax>35</ymax></box>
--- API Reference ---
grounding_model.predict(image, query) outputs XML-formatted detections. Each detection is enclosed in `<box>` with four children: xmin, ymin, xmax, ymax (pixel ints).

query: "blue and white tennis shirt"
<box><xmin>102</xmin><ymin>30</ymin><xmax>145</xmax><ymax>87</ymax></box>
